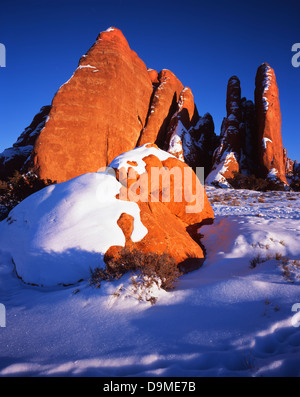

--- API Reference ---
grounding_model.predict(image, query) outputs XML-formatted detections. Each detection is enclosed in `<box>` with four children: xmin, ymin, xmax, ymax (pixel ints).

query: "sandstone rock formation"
<box><xmin>32</xmin><ymin>27</ymin><xmax>154</xmax><ymax>183</ymax></box>
<box><xmin>0</xmin><ymin>28</ymin><xmax>296</xmax><ymax>191</ymax></box>
<box><xmin>164</xmin><ymin>88</ymin><xmax>199</xmax><ymax>163</ymax></box>
<box><xmin>107</xmin><ymin>144</ymin><xmax>214</xmax><ymax>273</ymax></box>
<box><xmin>205</xmin><ymin>76</ymin><xmax>242</xmax><ymax>187</ymax></box>
<box><xmin>206</xmin><ymin>64</ymin><xmax>291</xmax><ymax>188</ymax></box>
<box><xmin>27</xmin><ymin>28</ymin><xmax>209</xmax><ymax>184</ymax></box>
<box><xmin>254</xmin><ymin>63</ymin><xmax>287</xmax><ymax>184</ymax></box>
<box><xmin>285</xmin><ymin>154</ymin><xmax>294</xmax><ymax>177</ymax></box>
<box><xmin>0</xmin><ymin>106</ymin><xmax>51</xmax><ymax>180</ymax></box>
<box><xmin>137</xmin><ymin>69</ymin><xmax>185</xmax><ymax>148</ymax></box>
<box><xmin>0</xmin><ymin>145</ymin><xmax>214</xmax><ymax>286</ymax></box>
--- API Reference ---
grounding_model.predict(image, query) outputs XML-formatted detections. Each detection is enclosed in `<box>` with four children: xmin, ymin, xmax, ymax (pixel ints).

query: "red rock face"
<box><xmin>255</xmin><ymin>63</ymin><xmax>287</xmax><ymax>183</ymax></box>
<box><xmin>32</xmin><ymin>28</ymin><xmax>153</xmax><ymax>183</ymax></box>
<box><xmin>1</xmin><ymin>27</ymin><xmax>211</xmax><ymax>188</ymax></box>
<box><xmin>137</xmin><ymin>69</ymin><xmax>184</xmax><ymax>148</ymax></box>
<box><xmin>107</xmin><ymin>145</ymin><xmax>214</xmax><ymax>271</ymax></box>
<box><xmin>147</xmin><ymin>68</ymin><xmax>159</xmax><ymax>85</ymax></box>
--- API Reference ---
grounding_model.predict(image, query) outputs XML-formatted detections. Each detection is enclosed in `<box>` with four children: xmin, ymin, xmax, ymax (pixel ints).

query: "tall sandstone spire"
<box><xmin>1</xmin><ymin>29</ymin><xmax>294</xmax><ymax>189</ymax></box>
<box><xmin>254</xmin><ymin>63</ymin><xmax>287</xmax><ymax>183</ymax></box>
<box><xmin>205</xmin><ymin>64</ymin><xmax>288</xmax><ymax>187</ymax></box>
<box><xmin>205</xmin><ymin>76</ymin><xmax>242</xmax><ymax>187</ymax></box>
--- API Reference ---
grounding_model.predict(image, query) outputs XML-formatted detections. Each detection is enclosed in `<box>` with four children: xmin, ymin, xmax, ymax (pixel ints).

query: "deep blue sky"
<box><xmin>0</xmin><ymin>0</ymin><xmax>299</xmax><ymax>160</ymax></box>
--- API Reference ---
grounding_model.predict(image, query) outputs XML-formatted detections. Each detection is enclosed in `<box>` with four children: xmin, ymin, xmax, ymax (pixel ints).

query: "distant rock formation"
<box><xmin>0</xmin><ymin>106</ymin><xmax>51</xmax><ymax>180</ymax></box>
<box><xmin>254</xmin><ymin>63</ymin><xmax>287</xmax><ymax>184</ymax></box>
<box><xmin>185</xmin><ymin>112</ymin><xmax>218</xmax><ymax>177</ymax></box>
<box><xmin>206</xmin><ymin>63</ymin><xmax>292</xmax><ymax>188</ymax></box>
<box><xmin>205</xmin><ymin>76</ymin><xmax>242</xmax><ymax>187</ymax></box>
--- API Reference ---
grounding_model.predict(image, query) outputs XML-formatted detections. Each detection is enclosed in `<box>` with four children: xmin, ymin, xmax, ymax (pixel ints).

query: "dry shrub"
<box><xmin>249</xmin><ymin>254</ymin><xmax>266</xmax><ymax>269</ymax></box>
<box><xmin>230</xmin><ymin>199</ymin><xmax>241</xmax><ymax>206</ymax></box>
<box><xmin>227</xmin><ymin>172</ymin><xmax>285</xmax><ymax>192</ymax></box>
<box><xmin>210</xmin><ymin>196</ymin><xmax>222</xmax><ymax>204</ymax></box>
<box><xmin>0</xmin><ymin>171</ymin><xmax>56</xmax><ymax>220</ymax></box>
<box><xmin>290</xmin><ymin>179</ymin><xmax>300</xmax><ymax>192</ymax></box>
<box><xmin>90</xmin><ymin>248</ymin><xmax>182</xmax><ymax>293</ymax></box>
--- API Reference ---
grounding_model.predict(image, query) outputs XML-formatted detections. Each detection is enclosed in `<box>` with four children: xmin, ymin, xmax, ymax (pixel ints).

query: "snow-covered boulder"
<box><xmin>0</xmin><ymin>144</ymin><xmax>214</xmax><ymax>287</ymax></box>
<box><xmin>0</xmin><ymin>172</ymin><xmax>147</xmax><ymax>286</ymax></box>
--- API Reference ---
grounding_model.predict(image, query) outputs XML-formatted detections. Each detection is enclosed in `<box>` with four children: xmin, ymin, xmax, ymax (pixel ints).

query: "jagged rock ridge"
<box><xmin>0</xmin><ymin>29</ymin><xmax>298</xmax><ymax>189</ymax></box>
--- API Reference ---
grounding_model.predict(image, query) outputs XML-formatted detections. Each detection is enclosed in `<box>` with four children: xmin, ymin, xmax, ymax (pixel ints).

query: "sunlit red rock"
<box><xmin>254</xmin><ymin>63</ymin><xmax>287</xmax><ymax>183</ymax></box>
<box><xmin>107</xmin><ymin>145</ymin><xmax>214</xmax><ymax>272</ymax></box>
<box><xmin>137</xmin><ymin>69</ymin><xmax>184</xmax><ymax>148</ymax></box>
<box><xmin>32</xmin><ymin>28</ymin><xmax>153</xmax><ymax>183</ymax></box>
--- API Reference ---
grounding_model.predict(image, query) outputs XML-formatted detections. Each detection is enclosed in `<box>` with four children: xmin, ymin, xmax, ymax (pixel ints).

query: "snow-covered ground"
<box><xmin>0</xmin><ymin>186</ymin><xmax>299</xmax><ymax>377</ymax></box>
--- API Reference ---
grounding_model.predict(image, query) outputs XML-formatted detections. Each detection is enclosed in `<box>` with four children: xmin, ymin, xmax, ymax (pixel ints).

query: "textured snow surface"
<box><xmin>0</xmin><ymin>186</ymin><xmax>299</xmax><ymax>377</ymax></box>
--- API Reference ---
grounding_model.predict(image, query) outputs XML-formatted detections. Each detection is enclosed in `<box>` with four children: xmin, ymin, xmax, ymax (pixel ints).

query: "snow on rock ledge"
<box><xmin>109</xmin><ymin>143</ymin><xmax>174</xmax><ymax>174</ymax></box>
<box><xmin>0</xmin><ymin>172</ymin><xmax>147</xmax><ymax>287</ymax></box>
<box><xmin>205</xmin><ymin>151</ymin><xmax>239</xmax><ymax>188</ymax></box>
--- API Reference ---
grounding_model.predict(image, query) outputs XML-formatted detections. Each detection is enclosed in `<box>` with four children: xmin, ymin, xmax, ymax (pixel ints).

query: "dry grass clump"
<box><xmin>209</xmin><ymin>195</ymin><xmax>222</xmax><ymax>204</ymax></box>
<box><xmin>89</xmin><ymin>248</ymin><xmax>183</xmax><ymax>304</ymax></box>
<box><xmin>249</xmin><ymin>249</ymin><xmax>300</xmax><ymax>283</ymax></box>
<box><xmin>249</xmin><ymin>253</ymin><xmax>268</xmax><ymax>269</ymax></box>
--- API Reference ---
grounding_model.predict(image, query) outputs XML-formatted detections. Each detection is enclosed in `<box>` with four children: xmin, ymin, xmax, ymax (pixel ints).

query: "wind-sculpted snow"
<box><xmin>0</xmin><ymin>187</ymin><xmax>299</xmax><ymax>376</ymax></box>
